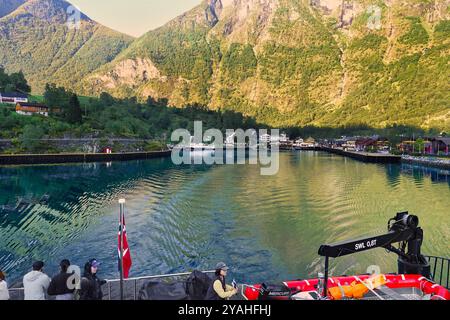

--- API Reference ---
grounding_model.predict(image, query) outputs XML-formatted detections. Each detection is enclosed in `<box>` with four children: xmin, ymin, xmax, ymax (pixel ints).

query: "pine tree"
<box><xmin>66</xmin><ymin>94</ymin><xmax>82</xmax><ymax>124</ymax></box>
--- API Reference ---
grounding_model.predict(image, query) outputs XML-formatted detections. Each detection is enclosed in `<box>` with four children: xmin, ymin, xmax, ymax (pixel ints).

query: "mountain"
<box><xmin>0</xmin><ymin>0</ymin><xmax>133</xmax><ymax>93</ymax></box>
<box><xmin>83</xmin><ymin>0</ymin><xmax>450</xmax><ymax>130</ymax></box>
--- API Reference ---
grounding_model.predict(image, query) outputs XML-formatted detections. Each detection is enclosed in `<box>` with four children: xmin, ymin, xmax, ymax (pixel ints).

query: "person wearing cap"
<box><xmin>205</xmin><ymin>262</ymin><xmax>238</xmax><ymax>300</ymax></box>
<box><xmin>48</xmin><ymin>259</ymin><xmax>75</xmax><ymax>300</ymax></box>
<box><xmin>79</xmin><ymin>259</ymin><xmax>106</xmax><ymax>300</ymax></box>
<box><xmin>0</xmin><ymin>269</ymin><xmax>9</xmax><ymax>300</ymax></box>
<box><xmin>23</xmin><ymin>261</ymin><xmax>51</xmax><ymax>300</ymax></box>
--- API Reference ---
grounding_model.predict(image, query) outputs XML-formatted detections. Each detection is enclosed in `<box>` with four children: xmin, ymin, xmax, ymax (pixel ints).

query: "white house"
<box><xmin>0</xmin><ymin>92</ymin><xmax>28</xmax><ymax>104</ymax></box>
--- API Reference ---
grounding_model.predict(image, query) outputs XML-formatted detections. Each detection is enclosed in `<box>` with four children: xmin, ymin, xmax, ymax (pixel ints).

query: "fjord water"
<box><xmin>1</xmin><ymin>152</ymin><xmax>449</xmax><ymax>285</ymax></box>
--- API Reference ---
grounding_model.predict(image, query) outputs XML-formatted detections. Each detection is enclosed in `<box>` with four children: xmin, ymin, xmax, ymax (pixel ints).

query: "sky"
<box><xmin>67</xmin><ymin>0</ymin><xmax>202</xmax><ymax>37</ymax></box>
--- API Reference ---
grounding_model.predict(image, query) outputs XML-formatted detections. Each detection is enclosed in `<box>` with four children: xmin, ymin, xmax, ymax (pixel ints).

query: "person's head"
<box><xmin>60</xmin><ymin>259</ymin><xmax>70</xmax><ymax>272</ymax></box>
<box><xmin>89</xmin><ymin>259</ymin><xmax>101</xmax><ymax>275</ymax></box>
<box><xmin>32</xmin><ymin>261</ymin><xmax>44</xmax><ymax>272</ymax></box>
<box><xmin>0</xmin><ymin>270</ymin><xmax>5</xmax><ymax>281</ymax></box>
<box><xmin>215</xmin><ymin>262</ymin><xmax>229</xmax><ymax>277</ymax></box>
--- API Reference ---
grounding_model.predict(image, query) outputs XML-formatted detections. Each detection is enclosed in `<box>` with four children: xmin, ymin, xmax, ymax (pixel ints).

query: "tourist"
<box><xmin>205</xmin><ymin>262</ymin><xmax>238</xmax><ymax>300</ymax></box>
<box><xmin>23</xmin><ymin>261</ymin><xmax>51</xmax><ymax>300</ymax></box>
<box><xmin>0</xmin><ymin>269</ymin><xmax>9</xmax><ymax>300</ymax></box>
<box><xmin>79</xmin><ymin>259</ymin><xmax>106</xmax><ymax>300</ymax></box>
<box><xmin>47</xmin><ymin>259</ymin><xmax>75</xmax><ymax>300</ymax></box>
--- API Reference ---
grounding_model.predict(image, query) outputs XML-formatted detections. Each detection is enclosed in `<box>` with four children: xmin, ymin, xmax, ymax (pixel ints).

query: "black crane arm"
<box><xmin>318</xmin><ymin>228</ymin><xmax>415</xmax><ymax>258</ymax></box>
<box><xmin>316</xmin><ymin>212</ymin><xmax>430</xmax><ymax>298</ymax></box>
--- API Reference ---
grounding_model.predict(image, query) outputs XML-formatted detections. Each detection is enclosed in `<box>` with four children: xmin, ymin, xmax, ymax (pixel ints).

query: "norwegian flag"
<box><xmin>118</xmin><ymin>214</ymin><xmax>132</xmax><ymax>278</ymax></box>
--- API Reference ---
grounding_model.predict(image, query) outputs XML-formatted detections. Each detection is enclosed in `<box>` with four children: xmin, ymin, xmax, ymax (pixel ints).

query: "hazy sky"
<box><xmin>68</xmin><ymin>0</ymin><xmax>202</xmax><ymax>37</ymax></box>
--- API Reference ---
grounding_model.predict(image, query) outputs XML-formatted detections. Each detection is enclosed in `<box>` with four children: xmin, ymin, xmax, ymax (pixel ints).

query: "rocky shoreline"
<box><xmin>401</xmin><ymin>155</ymin><xmax>450</xmax><ymax>170</ymax></box>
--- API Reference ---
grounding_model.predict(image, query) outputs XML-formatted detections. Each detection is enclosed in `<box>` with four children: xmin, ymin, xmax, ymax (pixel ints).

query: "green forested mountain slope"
<box><xmin>2</xmin><ymin>0</ymin><xmax>447</xmax><ymax>130</ymax></box>
<box><xmin>83</xmin><ymin>0</ymin><xmax>450</xmax><ymax>130</ymax></box>
<box><xmin>0</xmin><ymin>0</ymin><xmax>133</xmax><ymax>93</ymax></box>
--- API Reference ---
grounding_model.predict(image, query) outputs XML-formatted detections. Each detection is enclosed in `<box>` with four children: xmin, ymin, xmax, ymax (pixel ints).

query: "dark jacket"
<box><xmin>48</xmin><ymin>271</ymin><xmax>75</xmax><ymax>297</ymax></box>
<box><xmin>205</xmin><ymin>275</ymin><xmax>227</xmax><ymax>300</ymax></box>
<box><xmin>79</xmin><ymin>263</ymin><xmax>106</xmax><ymax>300</ymax></box>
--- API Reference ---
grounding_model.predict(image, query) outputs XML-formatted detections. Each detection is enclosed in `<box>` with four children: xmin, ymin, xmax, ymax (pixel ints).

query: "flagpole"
<box><xmin>119</xmin><ymin>198</ymin><xmax>125</xmax><ymax>301</ymax></box>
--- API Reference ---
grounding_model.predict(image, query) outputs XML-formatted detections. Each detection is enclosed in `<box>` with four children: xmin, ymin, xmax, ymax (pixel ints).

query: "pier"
<box><xmin>317</xmin><ymin>147</ymin><xmax>402</xmax><ymax>164</ymax></box>
<box><xmin>0</xmin><ymin>150</ymin><xmax>172</xmax><ymax>166</ymax></box>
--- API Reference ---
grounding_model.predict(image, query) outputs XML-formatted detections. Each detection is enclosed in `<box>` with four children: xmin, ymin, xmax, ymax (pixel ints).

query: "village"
<box><xmin>258</xmin><ymin>131</ymin><xmax>449</xmax><ymax>160</ymax></box>
<box><xmin>1</xmin><ymin>91</ymin><xmax>449</xmax><ymax>166</ymax></box>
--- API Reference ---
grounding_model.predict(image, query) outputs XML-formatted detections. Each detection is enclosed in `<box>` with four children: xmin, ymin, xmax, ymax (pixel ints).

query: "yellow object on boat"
<box><xmin>329</xmin><ymin>275</ymin><xmax>387</xmax><ymax>300</ymax></box>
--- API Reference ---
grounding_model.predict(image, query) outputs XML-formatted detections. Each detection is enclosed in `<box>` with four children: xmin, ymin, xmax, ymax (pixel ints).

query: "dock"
<box><xmin>0</xmin><ymin>150</ymin><xmax>172</xmax><ymax>166</ymax></box>
<box><xmin>317</xmin><ymin>147</ymin><xmax>402</xmax><ymax>164</ymax></box>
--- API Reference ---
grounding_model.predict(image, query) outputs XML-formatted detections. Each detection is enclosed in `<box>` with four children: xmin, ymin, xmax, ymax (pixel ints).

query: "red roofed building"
<box><xmin>16</xmin><ymin>102</ymin><xmax>50</xmax><ymax>117</ymax></box>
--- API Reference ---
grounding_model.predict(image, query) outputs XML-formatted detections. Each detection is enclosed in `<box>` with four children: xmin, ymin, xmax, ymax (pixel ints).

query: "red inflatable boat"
<box><xmin>242</xmin><ymin>274</ymin><xmax>450</xmax><ymax>300</ymax></box>
<box><xmin>241</xmin><ymin>212</ymin><xmax>450</xmax><ymax>301</ymax></box>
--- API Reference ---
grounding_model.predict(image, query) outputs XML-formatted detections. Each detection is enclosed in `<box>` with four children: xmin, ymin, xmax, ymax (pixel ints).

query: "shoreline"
<box><xmin>1</xmin><ymin>148</ymin><xmax>448</xmax><ymax>171</ymax></box>
<box><xmin>0</xmin><ymin>150</ymin><xmax>172</xmax><ymax>166</ymax></box>
<box><xmin>401</xmin><ymin>156</ymin><xmax>450</xmax><ymax>170</ymax></box>
<box><xmin>317</xmin><ymin>146</ymin><xmax>402</xmax><ymax>164</ymax></box>
<box><xmin>315</xmin><ymin>147</ymin><xmax>449</xmax><ymax>170</ymax></box>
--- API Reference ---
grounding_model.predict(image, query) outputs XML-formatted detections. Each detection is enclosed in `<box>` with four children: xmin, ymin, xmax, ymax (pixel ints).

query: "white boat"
<box><xmin>172</xmin><ymin>136</ymin><xmax>217</xmax><ymax>151</ymax></box>
<box><xmin>293</xmin><ymin>139</ymin><xmax>304</xmax><ymax>150</ymax></box>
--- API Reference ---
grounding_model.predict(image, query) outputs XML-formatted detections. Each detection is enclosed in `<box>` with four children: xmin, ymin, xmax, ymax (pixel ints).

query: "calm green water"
<box><xmin>0</xmin><ymin>152</ymin><xmax>449</xmax><ymax>285</ymax></box>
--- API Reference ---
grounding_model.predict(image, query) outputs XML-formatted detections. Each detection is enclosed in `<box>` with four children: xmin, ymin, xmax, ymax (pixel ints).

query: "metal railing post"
<box><xmin>424</xmin><ymin>255</ymin><xmax>450</xmax><ymax>289</ymax></box>
<box><xmin>134</xmin><ymin>279</ymin><xmax>137</xmax><ymax>301</ymax></box>
<box><xmin>433</xmin><ymin>257</ymin><xmax>438</xmax><ymax>280</ymax></box>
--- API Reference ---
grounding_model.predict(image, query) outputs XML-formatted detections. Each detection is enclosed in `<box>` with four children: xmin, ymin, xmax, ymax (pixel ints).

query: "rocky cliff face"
<box><xmin>88</xmin><ymin>58</ymin><xmax>164</xmax><ymax>89</ymax></box>
<box><xmin>81</xmin><ymin>0</ymin><xmax>450</xmax><ymax>130</ymax></box>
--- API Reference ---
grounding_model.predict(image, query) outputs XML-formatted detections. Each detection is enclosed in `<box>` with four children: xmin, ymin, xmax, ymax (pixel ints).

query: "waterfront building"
<box><xmin>342</xmin><ymin>139</ymin><xmax>356</xmax><ymax>151</ymax></box>
<box><xmin>299</xmin><ymin>137</ymin><xmax>316</xmax><ymax>148</ymax></box>
<box><xmin>431</xmin><ymin>137</ymin><xmax>450</xmax><ymax>155</ymax></box>
<box><xmin>399</xmin><ymin>138</ymin><xmax>441</xmax><ymax>155</ymax></box>
<box><xmin>355</xmin><ymin>136</ymin><xmax>390</xmax><ymax>153</ymax></box>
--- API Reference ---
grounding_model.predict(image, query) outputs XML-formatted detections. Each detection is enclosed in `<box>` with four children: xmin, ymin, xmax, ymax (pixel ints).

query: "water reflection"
<box><xmin>400</xmin><ymin>163</ymin><xmax>450</xmax><ymax>186</ymax></box>
<box><xmin>0</xmin><ymin>152</ymin><xmax>449</xmax><ymax>285</ymax></box>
